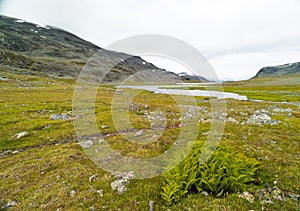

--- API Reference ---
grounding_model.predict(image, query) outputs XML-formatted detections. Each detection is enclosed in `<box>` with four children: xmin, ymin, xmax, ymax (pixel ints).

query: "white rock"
<box><xmin>238</xmin><ymin>192</ymin><xmax>254</xmax><ymax>203</ymax></box>
<box><xmin>6</xmin><ymin>201</ymin><xmax>18</xmax><ymax>207</ymax></box>
<box><xmin>134</xmin><ymin>129</ymin><xmax>144</xmax><ymax>137</ymax></box>
<box><xmin>97</xmin><ymin>189</ymin><xmax>103</xmax><ymax>197</ymax></box>
<box><xmin>149</xmin><ymin>200</ymin><xmax>154</xmax><ymax>211</ymax></box>
<box><xmin>50</xmin><ymin>113</ymin><xmax>71</xmax><ymax>120</ymax></box>
<box><xmin>111</xmin><ymin>178</ymin><xmax>129</xmax><ymax>194</ymax></box>
<box><xmin>227</xmin><ymin>117</ymin><xmax>239</xmax><ymax>124</ymax></box>
<box><xmin>98</xmin><ymin>139</ymin><xmax>105</xmax><ymax>144</ymax></box>
<box><xmin>70</xmin><ymin>190</ymin><xmax>76</xmax><ymax>197</ymax></box>
<box><xmin>89</xmin><ymin>174</ymin><xmax>98</xmax><ymax>182</ymax></box>
<box><xmin>79</xmin><ymin>140</ymin><xmax>93</xmax><ymax>149</ymax></box>
<box><xmin>15</xmin><ymin>131</ymin><xmax>29</xmax><ymax>139</ymax></box>
<box><xmin>111</xmin><ymin>171</ymin><xmax>134</xmax><ymax>194</ymax></box>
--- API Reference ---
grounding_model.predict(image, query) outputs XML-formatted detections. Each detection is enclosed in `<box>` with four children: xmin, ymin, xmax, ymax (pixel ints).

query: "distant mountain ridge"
<box><xmin>253</xmin><ymin>62</ymin><xmax>300</xmax><ymax>78</ymax></box>
<box><xmin>0</xmin><ymin>15</ymin><xmax>182</xmax><ymax>83</ymax></box>
<box><xmin>177</xmin><ymin>72</ymin><xmax>207</xmax><ymax>81</ymax></box>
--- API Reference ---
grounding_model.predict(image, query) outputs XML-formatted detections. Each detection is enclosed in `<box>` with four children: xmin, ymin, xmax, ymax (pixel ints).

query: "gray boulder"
<box><xmin>246</xmin><ymin>112</ymin><xmax>280</xmax><ymax>125</ymax></box>
<box><xmin>50</xmin><ymin>113</ymin><xmax>71</xmax><ymax>120</ymax></box>
<box><xmin>111</xmin><ymin>171</ymin><xmax>134</xmax><ymax>194</ymax></box>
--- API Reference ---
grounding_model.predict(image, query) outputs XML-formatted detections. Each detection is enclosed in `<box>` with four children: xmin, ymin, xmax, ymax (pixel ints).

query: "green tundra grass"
<box><xmin>0</xmin><ymin>69</ymin><xmax>299</xmax><ymax>210</ymax></box>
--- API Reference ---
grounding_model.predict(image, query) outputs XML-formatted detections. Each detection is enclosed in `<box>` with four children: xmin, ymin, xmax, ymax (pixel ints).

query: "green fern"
<box><xmin>161</xmin><ymin>144</ymin><xmax>260</xmax><ymax>203</ymax></box>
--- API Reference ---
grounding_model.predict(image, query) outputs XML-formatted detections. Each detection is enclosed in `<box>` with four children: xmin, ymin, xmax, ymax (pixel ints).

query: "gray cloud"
<box><xmin>1</xmin><ymin>0</ymin><xmax>300</xmax><ymax>80</ymax></box>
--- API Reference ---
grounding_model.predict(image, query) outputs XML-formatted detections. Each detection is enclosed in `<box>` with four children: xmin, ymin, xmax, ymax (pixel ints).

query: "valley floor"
<box><xmin>0</xmin><ymin>70</ymin><xmax>299</xmax><ymax>210</ymax></box>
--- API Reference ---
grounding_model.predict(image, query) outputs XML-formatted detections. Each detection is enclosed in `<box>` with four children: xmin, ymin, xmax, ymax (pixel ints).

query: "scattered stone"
<box><xmin>242</xmin><ymin>135</ymin><xmax>247</xmax><ymax>140</ymax></box>
<box><xmin>247</xmin><ymin>113</ymin><xmax>271</xmax><ymax>124</ymax></box>
<box><xmin>0</xmin><ymin>75</ymin><xmax>7</xmax><ymax>81</ymax></box>
<box><xmin>272</xmin><ymin>187</ymin><xmax>285</xmax><ymax>201</ymax></box>
<box><xmin>260</xmin><ymin>198</ymin><xmax>274</xmax><ymax>205</ymax></box>
<box><xmin>89</xmin><ymin>174</ymin><xmax>98</xmax><ymax>182</ymax></box>
<box><xmin>50</xmin><ymin>113</ymin><xmax>71</xmax><ymax>120</ymax></box>
<box><xmin>111</xmin><ymin>171</ymin><xmax>134</xmax><ymax>194</ymax></box>
<box><xmin>97</xmin><ymin>189</ymin><xmax>103</xmax><ymax>197</ymax></box>
<box><xmin>149</xmin><ymin>200</ymin><xmax>154</xmax><ymax>211</ymax></box>
<box><xmin>79</xmin><ymin>140</ymin><xmax>93</xmax><ymax>149</ymax></box>
<box><xmin>238</xmin><ymin>192</ymin><xmax>254</xmax><ymax>203</ymax></box>
<box><xmin>173</xmin><ymin>141</ymin><xmax>180</xmax><ymax>147</ymax></box>
<box><xmin>134</xmin><ymin>129</ymin><xmax>144</xmax><ymax>137</ymax></box>
<box><xmin>6</xmin><ymin>201</ymin><xmax>18</xmax><ymax>207</ymax></box>
<box><xmin>114</xmin><ymin>171</ymin><xmax>134</xmax><ymax>179</ymax></box>
<box><xmin>200</xmin><ymin>191</ymin><xmax>209</xmax><ymax>197</ymax></box>
<box><xmin>287</xmin><ymin>193</ymin><xmax>300</xmax><ymax>201</ymax></box>
<box><xmin>268</xmin><ymin>106</ymin><xmax>292</xmax><ymax>113</ymax></box>
<box><xmin>268</xmin><ymin>140</ymin><xmax>278</xmax><ymax>144</ymax></box>
<box><xmin>98</xmin><ymin>139</ymin><xmax>105</xmax><ymax>144</ymax></box>
<box><xmin>111</xmin><ymin>178</ymin><xmax>129</xmax><ymax>194</ymax></box>
<box><xmin>0</xmin><ymin>150</ymin><xmax>12</xmax><ymax>156</ymax></box>
<box><xmin>227</xmin><ymin>117</ymin><xmax>239</xmax><ymax>124</ymax></box>
<box><xmin>101</xmin><ymin>125</ymin><xmax>109</xmax><ymax>129</ymax></box>
<box><xmin>246</xmin><ymin>112</ymin><xmax>280</xmax><ymax>125</ymax></box>
<box><xmin>70</xmin><ymin>190</ymin><xmax>76</xmax><ymax>197</ymax></box>
<box><xmin>14</xmin><ymin>131</ymin><xmax>29</xmax><ymax>139</ymax></box>
<box><xmin>256</xmin><ymin>185</ymin><xmax>287</xmax><ymax>205</ymax></box>
<box><xmin>43</xmin><ymin>124</ymin><xmax>52</xmax><ymax>129</ymax></box>
<box><xmin>89</xmin><ymin>206</ymin><xmax>95</xmax><ymax>211</ymax></box>
<box><xmin>202</xmin><ymin>119</ymin><xmax>211</xmax><ymax>124</ymax></box>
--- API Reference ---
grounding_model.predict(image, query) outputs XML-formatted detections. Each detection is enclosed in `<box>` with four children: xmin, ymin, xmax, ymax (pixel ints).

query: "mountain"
<box><xmin>177</xmin><ymin>72</ymin><xmax>208</xmax><ymax>81</ymax></box>
<box><xmin>0</xmin><ymin>15</ymin><xmax>180</xmax><ymax>83</ymax></box>
<box><xmin>253</xmin><ymin>62</ymin><xmax>300</xmax><ymax>78</ymax></box>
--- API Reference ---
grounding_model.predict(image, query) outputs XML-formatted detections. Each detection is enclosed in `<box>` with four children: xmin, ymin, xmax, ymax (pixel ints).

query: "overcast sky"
<box><xmin>1</xmin><ymin>0</ymin><xmax>300</xmax><ymax>81</ymax></box>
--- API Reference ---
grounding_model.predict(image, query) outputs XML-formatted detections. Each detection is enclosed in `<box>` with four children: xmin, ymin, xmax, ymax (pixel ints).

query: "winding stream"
<box><xmin>117</xmin><ymin>85</ymin><xmax>248</xmax><ymax>101</ymax></box>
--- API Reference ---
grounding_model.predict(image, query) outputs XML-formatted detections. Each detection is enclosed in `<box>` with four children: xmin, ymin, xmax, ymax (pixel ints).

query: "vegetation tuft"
<box><xmin>161</xmin><ymin>144</ymin><xmax>260</xmax><ymax>203</ymax></box>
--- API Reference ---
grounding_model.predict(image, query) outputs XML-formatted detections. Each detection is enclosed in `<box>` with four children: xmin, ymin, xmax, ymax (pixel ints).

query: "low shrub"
<box><xmin>161</xmin><ymin>144</ymin><xmax>259</xmax><ymax>203</ymax></box>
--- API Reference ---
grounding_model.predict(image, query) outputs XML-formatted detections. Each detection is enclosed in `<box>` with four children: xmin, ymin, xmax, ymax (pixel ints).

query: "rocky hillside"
<box><xmin>253</xmin><ymin>62</ymin><xmax>300</xmax><ymax>78</ymax></box>
<box><xmin>177</xmin><ymin>72</ymin><xmax>207</xmax><ymax>81</ymax></box>
<box><xmin>0</xmin><ymin>15</ymin><xmax>179</xmax><ymax>83</ymax></box>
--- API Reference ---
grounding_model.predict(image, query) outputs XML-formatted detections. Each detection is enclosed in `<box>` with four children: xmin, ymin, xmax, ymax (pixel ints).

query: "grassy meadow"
<box><xmin>0</xmin><ymin>70</ymin><xmax>299</xmax><ymax>210</ymax></box>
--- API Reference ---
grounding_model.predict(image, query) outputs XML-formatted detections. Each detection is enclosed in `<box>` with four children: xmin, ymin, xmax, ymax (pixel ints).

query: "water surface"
<box><xmin>117</xmin><ymin>85</ymin><xmax>248</xmax><ymax>100</ymax></box>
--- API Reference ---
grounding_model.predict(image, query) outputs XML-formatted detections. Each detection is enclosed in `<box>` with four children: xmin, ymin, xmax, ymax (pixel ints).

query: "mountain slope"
<box><xmin>253</xmin><ymin>62</ymin><xmax>300</xmax><ymax>78</ymax></box>
<box><xmin>0</xmin><ymin>15</ymin><xmax>179</xmax><ymax>83</ymax></box>
<box><xmin>177</xmin><ymin>72</ymin><xmax>207</xmax><ymax>81</ymax></box>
